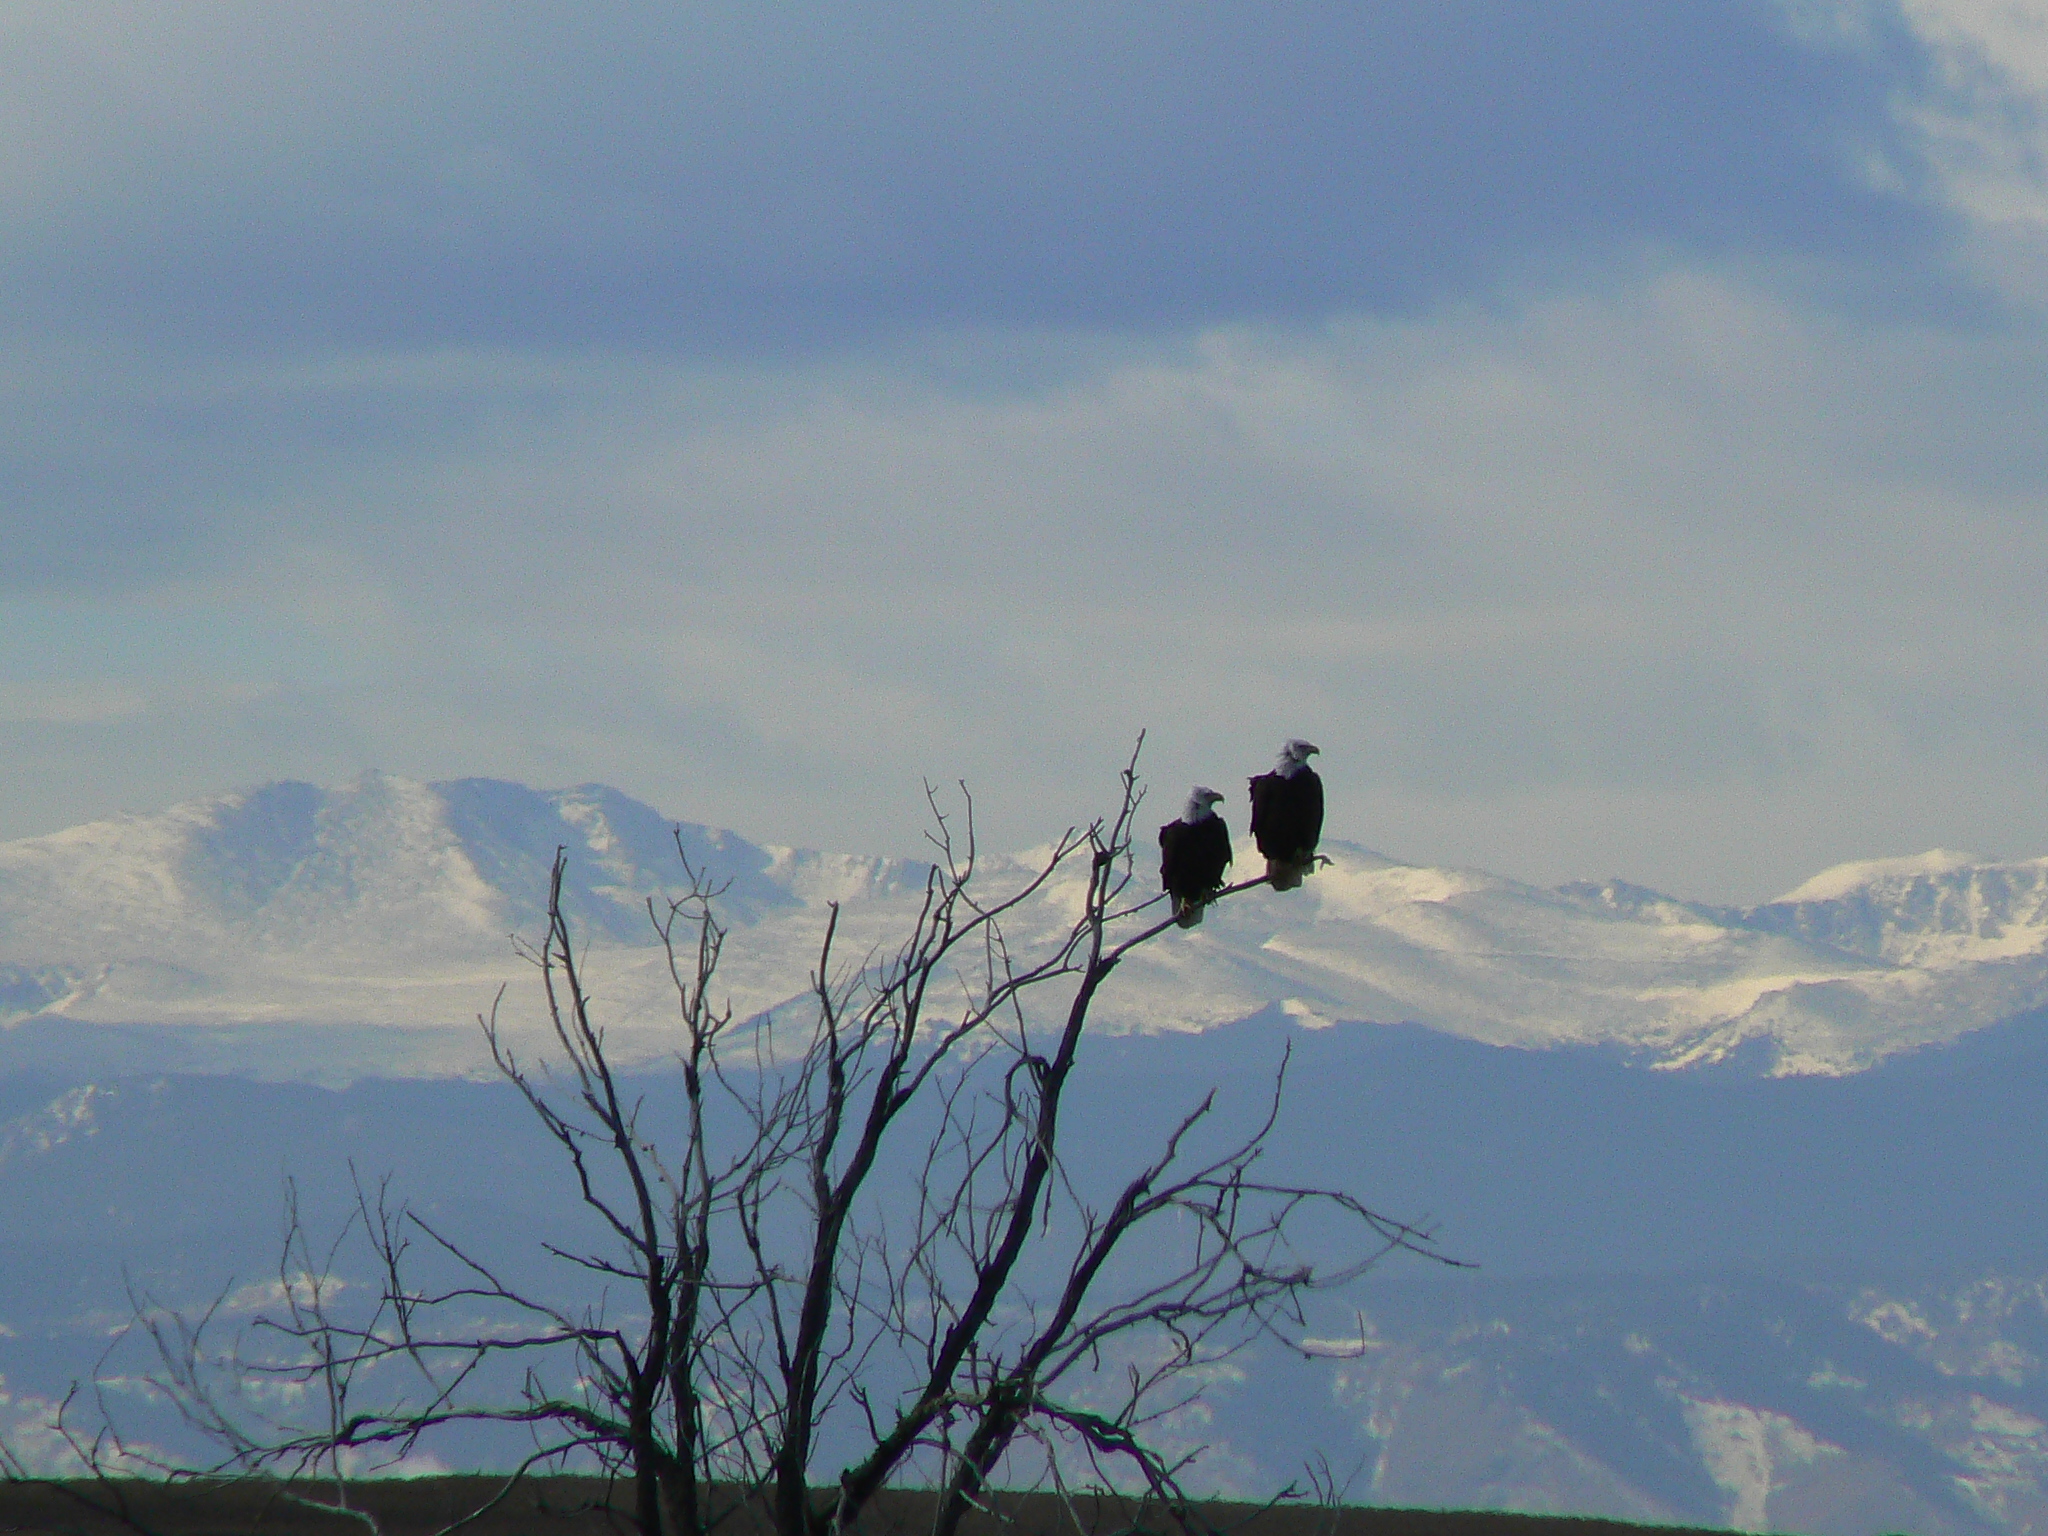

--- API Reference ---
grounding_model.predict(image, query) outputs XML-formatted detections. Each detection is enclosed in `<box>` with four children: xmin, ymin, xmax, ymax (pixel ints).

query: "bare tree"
<box><xmin>75</xmin><ymin>750</ymin><xmax>1454</xmax><ymax>1536</ymax></box>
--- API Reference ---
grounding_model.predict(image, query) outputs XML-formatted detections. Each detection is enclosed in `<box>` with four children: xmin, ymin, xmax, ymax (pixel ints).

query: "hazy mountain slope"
<box><xmin>10</xmin><ymin>1016</ymin><xmax>2048</xmax><ymax>1294</ymax></box>
<box><xmin>5</xmin><ymin>775</ymin><xmax>2048</xmax><ymax>1077</ymax></box>
<box><xmin>9</xmin><ymin>1022</ymin><xmax>2048</xmax><ymax>1531</ymax></box>
<box><xmin>1319</xmin><ymin>1270</ymin><xmax>2048</xmax><ymax>1536</ymax></box>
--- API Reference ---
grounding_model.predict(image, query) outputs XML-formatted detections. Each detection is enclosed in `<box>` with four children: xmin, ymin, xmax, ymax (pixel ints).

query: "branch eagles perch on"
<box><xmin>1158</xmin><ymin>785</ymin><xmax>1231</xmax><ymax>928</ymax></box>
<box><xmin>1249</xmin><ymin>738</ymin><xmax>1323</xmax><ymax>891</ymax></box>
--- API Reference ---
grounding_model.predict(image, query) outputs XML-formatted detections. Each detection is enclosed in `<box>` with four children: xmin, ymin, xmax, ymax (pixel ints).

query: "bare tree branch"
<box><xmin>40</xmin><ymin>744</ymin><xmax>1458</xmax><ymax>1536</ymax></box>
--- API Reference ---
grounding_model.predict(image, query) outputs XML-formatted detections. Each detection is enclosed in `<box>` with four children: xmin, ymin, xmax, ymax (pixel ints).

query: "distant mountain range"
<box><xmin>4</xmin><ymin>773</ymin><xmax>2048</xmax><ymax>1078</ymax></box>
<box><xmin>10</xmin><ymin>777</ymin><xmax>2048</xmax><ymax>1532</ymax></box>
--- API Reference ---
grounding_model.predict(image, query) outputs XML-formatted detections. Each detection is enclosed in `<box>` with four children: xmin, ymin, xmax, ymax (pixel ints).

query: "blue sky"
<box><xmin>6</xmin><ymin>0</ymin><xmax>2048</xmax><ymax>903</ymax></box>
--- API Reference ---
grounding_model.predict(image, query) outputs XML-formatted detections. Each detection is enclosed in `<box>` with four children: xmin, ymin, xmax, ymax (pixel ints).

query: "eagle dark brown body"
<box><xmin>1248</xmin><ymin>739</ymin><xmax>1322</xmax><ymax>891</ymax></box>
<box><xmin>1159</xmin><ymin>787</ymin><xmax>1231</xmax><ymax>928</ymax></box>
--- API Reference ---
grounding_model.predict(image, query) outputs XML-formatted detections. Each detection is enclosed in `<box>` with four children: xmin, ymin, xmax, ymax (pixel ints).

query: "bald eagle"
<box><xmin>1248</xmin><ymin>739</ymin><xmax>1322</xmax><ymax>891</ymax></box>
<box><xmin>1159</xmin><ymin>786</ymin><xmax>1231</xmax><ymax>928</ymax></box>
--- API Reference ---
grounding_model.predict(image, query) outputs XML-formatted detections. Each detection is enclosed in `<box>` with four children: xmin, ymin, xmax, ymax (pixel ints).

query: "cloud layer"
<box><xmin>5</xmin><ymin>3</ymin><xmax>2048</xmax><ymax>905</ymax></box>
<box><xmin>0</xmin><ymin>3</ymin><xmax>1922</xmax><ymax>348</ymax></box>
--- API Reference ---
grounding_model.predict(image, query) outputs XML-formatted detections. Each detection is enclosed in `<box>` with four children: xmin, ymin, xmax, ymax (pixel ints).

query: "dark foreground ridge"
<box><xmin>0</xmin><ymin>1479</ymin><xmax>1739</xmax><ymax>1536</ymax></box>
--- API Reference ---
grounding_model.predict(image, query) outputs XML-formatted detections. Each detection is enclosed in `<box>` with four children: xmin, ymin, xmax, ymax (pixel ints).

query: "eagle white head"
<box><xmin>1276</xmin><ymin>739</ymin><xmax>1320</xmax><ymax>776</ymax></box>
<box><xmin>1183</xmin><ymin>786</ymin><xmax>1224</xmax><ymax>822</ymax></box>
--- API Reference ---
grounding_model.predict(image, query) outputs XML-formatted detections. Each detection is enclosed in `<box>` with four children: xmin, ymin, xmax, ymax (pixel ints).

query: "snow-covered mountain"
<box><xmin>0</xmin><ymin>775</ymin><xmax>931</xmax><ymax>1075</ymax></box>
<box><xmin>11</xmin><ymin>779</ymin><xmax>2048</xmax><ymax>1533</ymax></box>
<box><xmin>5</xmin><ymin>773</ymin><xmax>2048</xmax><ymax>1078</ymax></box>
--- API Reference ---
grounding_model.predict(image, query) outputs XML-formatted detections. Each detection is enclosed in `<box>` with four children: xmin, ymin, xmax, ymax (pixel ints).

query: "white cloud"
<box><xmin>1804</xmin><ymin>0</ymin><xmax>2048</xmax><ymax>295</ymax></box>
<box><xmin>8</xmin><ymin>262</ymin><xmax>2048</xmax><ymax>903</ymax></box>
<box><xmin>4</xmin><ymin>6</ymin><xmax>2042</xmax><ymax>918</ymax></box>
<box><xmin>1897</xmin><ymin>1</ymin><xmax>2048</xmax><ymax>223</ymax></box>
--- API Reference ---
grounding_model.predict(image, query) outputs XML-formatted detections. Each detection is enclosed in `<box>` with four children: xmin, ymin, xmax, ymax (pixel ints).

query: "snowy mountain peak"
<box><xmin>0</xmin><ymin>775</ymin><xmax>942</xmax><ymax>1062</ymax></box>
<box><xmin>0</xmin><ymin>773</ymin><xmax>811</xmax><ymax>965</ymax></box>
<box><xmin>1775</xmin><ymin>848</ymin><xmax>1986</xmax><ymax>904</ymax></box>
<box><xmin>6</xmin><ymin>778</ymin><xmax>2048</xmax><ymax>1080</ymax></box>
<box><xmin>1749</xmin><ymin>851</ymin><xmax>2048</xmax><ymax>971</ymax></box>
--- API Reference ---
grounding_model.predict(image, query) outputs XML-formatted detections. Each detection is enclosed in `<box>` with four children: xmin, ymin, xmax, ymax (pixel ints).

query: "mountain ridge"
<box><xmin>4</xmin><ymin>773</ymin><xmax>2048</xmax><ymax>1080</ymax></box>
